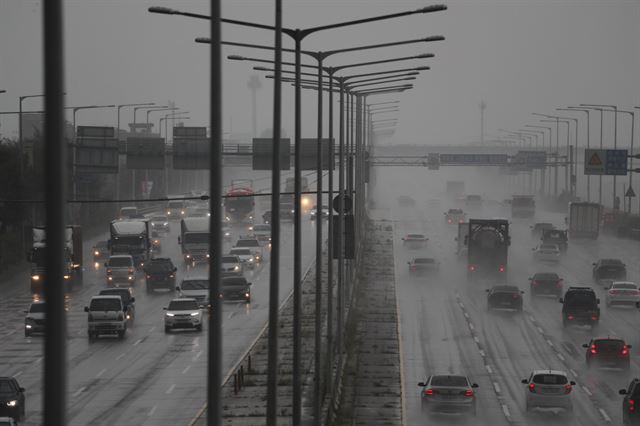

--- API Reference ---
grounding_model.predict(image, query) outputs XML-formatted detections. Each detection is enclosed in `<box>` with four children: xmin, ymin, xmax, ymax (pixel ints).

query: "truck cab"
<box><xmin>84</xmin><ymin>295</ymin><xmax>127</xmax><ymax>340</ymax></box>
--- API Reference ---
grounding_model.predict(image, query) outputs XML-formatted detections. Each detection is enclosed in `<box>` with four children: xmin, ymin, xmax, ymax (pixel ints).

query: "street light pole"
<box><xmin>564</xmin><ymin>108</ymin><xmax>591</xmax><ymax>201</ymax></box>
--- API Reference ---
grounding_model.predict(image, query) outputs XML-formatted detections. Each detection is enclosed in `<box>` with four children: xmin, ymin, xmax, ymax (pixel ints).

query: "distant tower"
<box><xmin>247</xmin><ymin>75</ymin><xmax>262</xmax><ymax>138</ymax></box>
<box><xmin>479</xmin><ymin>100</ymin><xmax>487</xmax><ymax>144</ymax></box>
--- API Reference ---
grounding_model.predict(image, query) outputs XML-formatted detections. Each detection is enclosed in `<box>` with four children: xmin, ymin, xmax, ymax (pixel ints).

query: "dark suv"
<box><xmin>584</xmin><ymin>337</ymin><xmax>631</xmax><ymax>370</ymax></box>
<box><xmin>542</xmin><ymin>229</ymin><xmax>568</xmax><ymax>252</ymax></box>
<box><xmin>619</xmin><ymin>379</ymin><xmax>640</xmax><ymax>424</ymax></box>
<box><xmin>0</xmin><ymin>377</ymin><xmax>25</xmax><ymax>422</ymax></box>
<box><xmin>99</xmin><ymin>288</ymin><xmax>136</xmax><ymax>323</ymax></box>
<box><xmin>144</xmin><ymin>258</ymin><xmax>177</xmax><ymax>293</ymax></box>
<box><xmin>560</xmin><ymin>286</ymin><xmax>600</xmax><ymax>328</ymax></box>
<box><xmin>486</xmin><ymin>285</ymin><xmax>524</xmax><ymax>312</ymax></box>
<box><xmin>592</xmin><ymin>259</ymin><xmax>627</xmax><ymax>284</ymax></box>
<box><xmin>529</xmin><ymin>272</ymin><xmax>563</xmax><ymax>297</ymax></box>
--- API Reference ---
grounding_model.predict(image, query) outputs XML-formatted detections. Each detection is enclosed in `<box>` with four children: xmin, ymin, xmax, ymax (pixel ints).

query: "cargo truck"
<box><xmin>568</xmin><ymin>202</ymin><xmax>600</xmax><ymax>239</ymax></box>
<box><xmin>446</xmin><ymin>180</ymin><xmax>465</xmax><ymax>197</ymax></box>
<box><xmin>29</xmin><ymin>225</ymin><xmax>83</xmax><ymax>294</ymax></box>
<box><xmin>467</xmin><ymin>219</ymin><xmax>510</xmax><ymax>280</ymax></box>
<box><xmin>511</xmin><ymin>195</ymin><xmax>535</xmax><ymax>218</ymax></box>
<box><xmin>179</xmin><ymin>217</ymin><xmax>210</xmax><ymax>265</ymax></box>
<box><xmin>455</xmin><ymin>222</ymin><xmax>469</xmax><ymax>257</ymax></box>
<box><xmin>109</xmin><ymin>219</ymin><xmax>151</xmax><ymax>267</ymax></box>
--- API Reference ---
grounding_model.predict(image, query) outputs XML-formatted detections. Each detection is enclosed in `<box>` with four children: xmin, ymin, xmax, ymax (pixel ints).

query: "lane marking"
<box><xmin>464</xmin><ymin>312</ymin><xmax>470</xmax><ymax>319</ymax></box>
<box><xmin>529</xmin><ymin>316</ymin><xmax>535</xmax><ymax>322</ymax></box>
<box><xmin>13</xmin><ymin>371</ymin><xmax>22</xmax><ymax>378</ymax></box>
<box><xmin>166</xmin><ymin>384</ymin><xmax>176</xmax><ymax>394</ymax></box>
<box><xmin>582</xmin><ymin>385</ymin><xmax>593</xmax><ymax>396</ymax></box>
<box><xmin>182</xmin><ymin>365</ymin><xmax>191</xmax><ymax>374</ymax></box>
<box><xmin>34</xmin><ymin>357</ymin><xmax>43</xmax><ymax>364</ymax></box>
<box><xmin>599</xmin><ymin>408</ymin><xmax>612</xmax><ymax>423</ymax></box>
<box><xmin>72</xmin><ymin>386</ymin><xmax>86</xmax><ymax>398</ymax></box>
<box><xmin>546</xmin><ymin>339</ymin><xmax>554</xmax><ymax>347</ymax></box>
<box><xmin>485</xmin><ymin>365</ymin><xmax>493</xmax><ymax>374</ymax></box>
<box><xmin>501</xmin><ymin>404</ymin><xmax>511</xmax><ymax>419</ymax></box>
<box><xmin>468</xmin><ymin>323</ymin><xmax>475</xmax><ymax>330</ymax></box>
<box><xmin>116</xmin><ymin>353</ymin><xmax>125</xmax><ymax>360</ymax></box>
<box><xmin>569</xmin><ymin>369</ymin><xmax>578</xmax><ymax>377</ymax></box>
<box><xmin>493</xmin><ymin>382</ymin><xmax>501</xmax><ymax>394</ymax></box>
<box><xmin>557</xmin><ymin>353</ymin><xmax>566</xmax><ymax>361</ymax></box>
<box><xmin>96</xmin><ymin>368</ymin><xmax>106</xmax><ymax>378</ymax></box>
<box><xmin>227</xmin><ymin>312</ymin><xmax>236</xmax><ymax>320</ymax></box>
<box><xmin>473</xmin><ymin>336</ymin><xmax>480</xmax><ymax>344</ymax></box>
<box><xmin>7</xmin><ymin>330</ymin><xmax>16</xmax><ymax>336</ymax></box>
<box><xmin>149</xmin><ymin>326</ymin><xmax>156</xmax><ymax>333</ymax></box>
<box><xmin>536</xmin><ymin>327</ymin><xmax>544</xmax><ymax>334</ymax></box>
<box><xmin>459</xmin><ymin>302</ymin><xmax>465</xmax><ymax>309</ymax></box>
<box><xmin>193</xmin><ymin>350</ymin><xmax>203</xmax><ymax>361</ymax></box>
<box><xmin>148</xmin><ymin>405</ymin><xmax>158</xmax><ymax>416</ymax></box>
<box><xmin>479</xmin><ymin>349</ymin><xmax>486</xmax><ymax>357</ymax></box>
<box><xmin>133</xmin><ymin>338</ymin><xmax>143</xmax><ymax>346</ymax></box>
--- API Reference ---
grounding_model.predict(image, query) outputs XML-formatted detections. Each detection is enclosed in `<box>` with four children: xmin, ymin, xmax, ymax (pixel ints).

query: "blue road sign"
<box><xmin>605</xmin><ymin>149</ymin><xmax>628</xmax><ymax>175</ymax></box>
<box><xmin>584</xmin><ymin>149</ymin><xmax>628</xmax><ymax>176</ymax></box>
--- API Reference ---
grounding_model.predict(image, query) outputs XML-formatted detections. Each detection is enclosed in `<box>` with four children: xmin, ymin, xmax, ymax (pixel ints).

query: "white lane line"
<box><xmin>536</xmin><ymin>327</ymin><xmax>544</xmax><ymax>334</ymax></box>
<box><xmin>193</xmin><ymin>350</ymin><xmax>203</xmax><ymax>361</ymax></box>
<box><xmin>7</xmin><ymin>330</ymin><xmax>16</xmax><ymax>336</ymax></box>
<box><xmin>546</xmin><ymin>339</ymin><xmax>554</xmax><ymax>347</ymax></box>
<box><xmin>148</xmin><ymin>405</ymin><xmax>158</xmax><ymax>416</ymax></box>
<box><xmin>528</xmin><ymin>316</ymin><xmax>535</xmax><ymax>322</ymax></box>
<box><xmin>599</xmin><ymin>408</ymin><xmax>612</xmax><ymax>423</ymax></box>
<box><xmin>485</xmin><ymin>365</ymin><xmax>493</xmax><ymax>374</ymax></box>
<box><xmin>501</xmin><ymin>404</ymin><xmax>511</xmax><ymax>419</ymax></box>
<box><xmin>227</xmin><ymin>311</ymin><xmax>235</xmax><ymax>320</ymax></box>
<box><xmin>557</xmin><ymin>353</ymin><xmax>566</xmax><ymax>361</ymax></box>
<box><xmin>166</xmin><ymin>384</ymin><xmax>176</xmax><ymax>394</ymax></box>
<box><xmin>493</xmin><ymin>382</ymin><xmax>501</xmax><ymax>394</ymax></box>
<box><xmin>149</xmin><ymin>326</ymin><xmax>156</xmax><ymax>333</ymax></box>
<box><xmin>13</xmin><ymin>371</ymin><xmax>22</xmax><ymax>378</ymax></box>
<box><xmin>468</xmin><ymin>323</ymin><xmax>474</xmax><ymax>331</ymax></box>
<box><xmin>133</xmin><ymin>338</ymin><xmax>143</xmax><ymax>346</ymax></box>
<box><xmin>116</xmin><ymin>353</ymin><xmax>125</xmax><ymax>360</ymax></box>
<box><xmin>582</xmin><ymin>385</ymin><xmax>593</xmax><ymax>396</ymax></box>
<box><xmin>570</xmin><ymin>369</ymin><xmax>578</xmax><ymax>377</ymax></box>
<box><xmin>34</xmin><ymin>357</ymin><xmax>43</xmax><ymax>364</ymax></box>
<box><xmin>479</xmin><ymin>349</ymin><xmax>486</xmax><ymax>357</ymax></box>
<box><xmin>72</xmin><ymin>386</ymin><xmax>86</xmax><ymax>398</ymax></box>
<box><xmin>464</xmin><ymin>312</ymin><xmax>470</xmax><ymax>319</ymax></box>
<box><xmin>473</xmin><ymin>336</ymin><xmax>480</xmax><ymax>344</ymax></box>
<box><xmin>96</xmin><ymin>369</ymin><xmax>106</xmax><ymax>378</ymax></box>
<box><xmin>182</xmin><ymin>365</ymin><xmax>191</xmax><ymax>374</ymax></box>
<box><xmin>459</xmin><ymin>302</ymin><xmax>465</xmax><ymax>309</ymax></box>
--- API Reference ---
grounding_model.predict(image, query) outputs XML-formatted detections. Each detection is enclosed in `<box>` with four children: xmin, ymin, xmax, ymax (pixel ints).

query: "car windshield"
<box><xmin>431</xmin><ymin>376</ymin><xmax>468</xmax><ymax>387</ymax></box>
<box><xmin>532</xmin><ymin>374</ymin><xmax>567</xmax><ymax>385</ymax></box>
<box><xmin>222</xmin><ymin>277</ymin><xmax>247</xmax><ymax>287</ymax></box>
<box><xmin>181</xmin><ymin>280</ymin><xmax>209</xmax><ymax>290</ymax></box>
<box><xmin>0</xmin><ymin>380</ymin><xmax>16</xmax><ymax>393</ymax></box>
<box><xmin>108</xmin><ymin>257</ymin><xmax>132</xmax><ymax>267</ymax></box>
<box><xmin>533</xmin><ymin>273</ymin><xmax>559</xmax><ymax>281</ymax></box>
<box><xmin>90</xmin><ymin>298</ymin><xmax>121</xmax><ymax>311</ymax></box>
<box><xmin>448</xmin><ymin>209</ymin><xmax>463</xmax><ymax>214</ymax></box>
<box><xmin>231</xmin><ymin>249</ymin><xmax>251</xmax><ymax>255</ymax></box>
<box><xmin>168</xmin><ymin>300</ymin><xmax>199</xmax><ymax>311</ymax></box>
<box><xmin>253</xmin><ymin>225</ymin><xmax>270</xmax><ymax>232</ymax></box>
<box><xmin>540</xmin><ymin>245</ymin><xmax>558</xmax><ymax>251</ymax></box>
<box><xmin>100</xmin><ymin>290</ymin><xmax>130</xmax><ymax>301</ymax></box>
<box><xmin>151</xmin><ymin>216</ymin><xmax>167</xmax><ymax>222</ymax></box>
<box><xmin>222</xmin><ymin>256</ymin><xmax>239</xmax><ymax>263</ymax></box>
<box><xmin>168</xmin><ymin>201</ymin><xmax>184</xmax><ymax>209</ymax></box>
<box><xmin>594</xmin><ymin>339</ymin><xmax>624</xmax><ymax>351</ymax></box>
<box><xmin>236</xmin><ymin>240</ymin><xmax>259</xmax><ymax>247</ymax></box>
<box><xmin>184</xmin><ymin>234</ymin><xmax>209</xmax><ymax>244</ymax></box>
<box><xmin>146</xmin><ymin>260</ymin><xmax>174</xmax><ymax>272</ymax></box>
<box><xmin>30</xmin><ymin>303</ymin><xmax>46</xmax><ymax>313</ymax></box>
<box><xmin>120</xmin><ymin>208</ymin><xmax>137</xmax><ymax>215</ymax></box>
<box><xmin>599</xmin><ymin>266</ymin><xmax>625</xmax><ymax>278</ymax></box>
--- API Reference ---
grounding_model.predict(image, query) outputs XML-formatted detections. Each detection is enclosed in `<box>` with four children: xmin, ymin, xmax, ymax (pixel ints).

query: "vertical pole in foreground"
<box><xmin>325</xmin><ymin>72</ymin><xmax>335</xmax><ymax>396</ymax></box>
<box><xmin>267</xmin><ymin>3</ymin><xmax>283</xmax><ymax>425</ymax></box>
<box><xmin>336</xmin><ymin>80</ymin><xmax>345</xmax><ymax>370</ymax></box>
<box><xmin>207</xmin><ymin>1</ymin><xmax>223</xmax><ymax>425</ymax></box>
<box><xmin>314</xmin><ymin>56</ymin><xmax>324</xmax><ymax>425</ymax></box>
<box><xmin>43</xmin><ymin>0</ymin><xmax>67</xmax><ymax>424</ymax></box>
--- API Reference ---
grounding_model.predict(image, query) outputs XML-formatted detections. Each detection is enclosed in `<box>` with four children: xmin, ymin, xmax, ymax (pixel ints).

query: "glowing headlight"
<box><xmin>181</xmin><ymin>210</ymin><xmax>185</xmax><ymax>215</ymax></box>
<box><xmin>167</xmin><ymin>211</ymin><xmax>171</xmax><ymax>215</ymax></box>
<box><xmin>25</xmin><ymin>324</ymin><xmax>33</xmax><ymax>329</ymax></box>
<box><xmin>301</xmin><ymin>197</ymin><xmax>310</xmax><ymax>207</ymax></box>
<box><xmin>206</xmin><ymin>254</ymin><xmax>210</xmax><ymax>258</ymax></box>
<box><xmin>64</xmin><ymin>275</ymin><xmax>70</xmax><ymax>280</ymax></box>
<box><xmin>165</xmin><ymin>312</ymin><xmax>175</xmax><ymax>317</ymax></box>
<box><xmin>108</xmin><ymin>276</ymin><xmax>113</xmax><ymax>281</ymax></box>
<box><xmin>249</xmin><ymin>258</ymin><xmax>254</xmax><ymax>262</ymax></box>
<box><xmin>6</xmin><ymin>400</ymin><xmax>17</xmax><ymax>407</ymax></box>
<box><xmin>225</xmin><ymin>232</ymin><xmax>230</xmax><ymax>237</ymax></box>
<box><xmin>234</xmin><ymin>265</ymin><xmax>240</xmax><ymax>271</ymax></box>
<box><xmin>190</xmin><ymin>312</ymin><xmax>199</xmax><ymax>317</ymax></box>
<box><xmin>32</xmin><ymin>275</ymin><xmax>40</xmax><ymax>281</ymax></box>
<box><xmin>94</xmin><ymin>251</ymin><xmax>100</xmax><ymax>256</ymax></box>
<box><xmin>186</xmin><ymin>254</ymin><xmax>191</xmax><ymax>259</ymax></box>
<box><xmin>164</xmin><ymin>222</ymin><xmax>168</xmax><ymax>226</ymax></box>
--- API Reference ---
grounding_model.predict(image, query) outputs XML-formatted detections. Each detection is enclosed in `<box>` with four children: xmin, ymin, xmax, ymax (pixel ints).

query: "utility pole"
<box><xmin>247</xmin><ymin>75</ymin><xmax>262</xmax><ymax>138</ymax></box>
<box><xmin>480</xmin><ymin>100</ymin><xmax>486</xmax><ymax>144</ymax></box>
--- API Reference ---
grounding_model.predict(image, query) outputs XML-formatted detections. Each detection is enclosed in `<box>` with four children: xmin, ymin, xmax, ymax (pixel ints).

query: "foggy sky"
<box><xmin>0</xmin><ymin>0</ymin><xmax>638</xmax><ymax>146</ymax></box>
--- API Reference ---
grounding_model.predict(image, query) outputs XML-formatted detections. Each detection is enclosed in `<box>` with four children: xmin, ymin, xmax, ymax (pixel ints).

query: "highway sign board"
<box><xmin>252</xmin><ymin>138</ymin><xmax>291</xmax><ymax>170</ymax></box>
<box><xmin>439</xmin><ymin>154</ymin><xmax>508</xmax><ymax>166</ymax></box>
<box><xmin>584</xmin><ymin>149</ymin><xmax>628</xmax><ymax>176</ymax></box>
<box><xmin>626</xmin><ymin>186</ymin><xmax>636</xmax><ymax>198</ymax></box>
<box><xmin>512</xmin><ymin>151</ymin><xmax>546</xmax><ymax>169</ymax></box>
<box><xmin>127</xmin><ymin>137</ymin><xmax>165</xmax><ymax>169</ymax></box>
<box><xmin>75</xmin><ymin>126</ymin><xmax>118</xmax><ymax>174</ymax></box>
<box><xmin>173</xmin><ymin>126</ymin><xmax>209</xmax><ymax>169</ymax></box>
<box><xmin>427</xmin><ymin>153</ymin><xmax>440</xmax><ymax>170</ymax></box>
<box><xmin>300</xmin><ymin>138</ymin><xmax>333</xmax><ymax>170</ymax></box>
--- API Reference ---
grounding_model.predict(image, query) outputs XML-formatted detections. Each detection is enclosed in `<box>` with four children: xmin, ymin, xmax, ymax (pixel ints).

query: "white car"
<box><xmin>252</xmin><ymin>224</ymin><xmax>272</xmax><ymax>244</ymax></box>
<box><xmin>310</xmin><ymin>205</ymin><xmax>330</xmax><ymax>220</ymax></box>
<box><xmin>605</xmin><ymin>281</ymin><xmax>640</xmax><ymax>307</ymax></box>
<box><xmin>229</xmin><ymin>248</ymin><xmax>256</xmax><ymax>269</ymax></box>
<box><xmin>105</xmin><ymin>254</ymin><xmax>136</xmax><ymax>286</ymax></box>
<box><xmin>532</xmin><ymin>244</ymin><xmax>560</xmax><ymax>263</ymax></box>
<box><xmin>522</xmin><ymin>370</ymin><xmax>575</xmax><ymax>414</ymax></box>
<box><xmin>221</xmin><ymin>255</ymin><xmax>243</xmax><ymax>274</ymax></box>
<box><xmin>164</xmin><ymin>298</ymin><xmax>203</xmax><ymax>332</ymax></box>
<box><xmin>176</xmin><ymin>276</ymin><xmax>210</xmax><ymax>307</ymax></box>
<box><xmin>222</xmin><ymin>224</ymin><xmax>232</xmax><ymax>241</ymax></box>
<box><xmin>402</xmin><ymin>233</ymin><xmax>428</xmax><ymax>248</ymax></box>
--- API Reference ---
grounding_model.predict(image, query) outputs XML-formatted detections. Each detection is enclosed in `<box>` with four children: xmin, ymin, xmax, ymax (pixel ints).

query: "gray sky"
<box><xmin>1</xmin><ymin>0</ymin><xmax>639</xmax><ymax>145</ymax></box>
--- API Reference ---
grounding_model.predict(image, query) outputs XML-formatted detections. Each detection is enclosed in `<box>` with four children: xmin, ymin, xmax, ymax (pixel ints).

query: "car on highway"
<box><xmin>150</xmin><ymin>215</ymin><xmax>170</xmax><ymax>234</ymax></box>
<box><xmin>262</xmin><ymin>210</ymin><xmax>271</xmax><ymax>224</ymax></box>
<box><xmin>402</xmin><ymin>233</ymin><xmax>428</xmax><ymax>248</ymax></box>
<box><xmin>99</xmin><ymin>288</ymin><xmax>135</xmax><ymax>323</ymax></box>
<box><xmin>464</xmin><ymin>194</ymin><xmax>482</xmax><ymax>208</ymax></box>
<box><xmin>164</xmin><ymin>298</ymin><xmax>203</xmax><ymax>333</ymax></box>
<box><xmin>229</xmin><ymin>247</ymin><xmax>256</xmax><ymax>269</ymax></box>
<box><xmin>84</xmin><ymin>295</ymin><xmax>127</xmax><ymax>340</ymax></box>
<box><xmin>92</xmin><ymin>240</ymin><xmax>109</xmax><ymax>262</ymax></box>
<box><xmin>220</xmin><ymin>275</ymin><xmax>252</xmax><ymax>303</ymax></box>
<box><xmin>251</xmin><ymin>223</ymin><xmax>271</xmax><ymax>244</ymax></box>
<box><xmin>560</xmin><ymin>286</ymin><xmax>600</xmax><ymax>328</ymax></box>
<box><xmin>144</xmin><ymin>257</ymin><xmax>177</xmax><ymax>293</ymax></box>
<box><xmin>397</xmin><ymin>195</ymin><xmax>415</xmax><ymax>207</ymax></box>
<box><xmin>444</xmin><ymin>208</ymin><xmax>465</xmax><ymax>224</ymax></box>
<box><xmin>119</xmin><ymin>206</ymin><xmax>138</xmax><ymax>220</ymax></box>
<box><xmin>279</xmin><ymin>203</ymin><xmax>295</xmax><ymax>221</ymax></box>
<box><xmin>619</xmin><ymin>378</ymin><xmax>640</xmax><ymax>424</ymax></box>
<box><xmin>584</xmin><ymin>337</ymin><xmax>631</xmax><ymax>370</ymax></box>
<box><xmin>0</xmin><ymin>416</ymin><xmax>18</xmax><ymax>426</ymax></box>
<box><xmin>528</xmin><ymin>272</ymin><xmax>563</xmax><ymax>297</ymax></box>
<box><xmin>541</xmin><ymin>229</ymin><xmax>568</xmax><ymax>252</ymax></box>
<box><xmin>593</xmin><ymin>258</ymin><xmax>627</xmax><ymax>285</ymax></box>
<box><xmin>418</xmin><ymin>374</ymin><xmax>478</xmax><ymax>416</ymax></box>
<box><xmin>407</xmin><ymin>258</ymin><xmax>439</xmax><ymax>273</ymax></box>
<box><xmin>532</xmin><ymin>243</ymin><xmax>560</xmax><ymax>262</ymax></box>
<box><xmin>105</xmin><ymin>254</ymin><xmax>136</xmax><ymax>287</ymax></box>
<box><xmin>24</xmin><ymin>300</ymin><xmax>46</xmax><ymax>337</ymax></box>
<box><xmin>166</xmin><ymin>199</ymin><xmax>187</xmax><ymax>219</ymax></box>
<box><xmin>150</xmin><ymin>235</ymin><xmax>162</xmax><ymax>254</ymax></box>
<box><xmin>486</xmin><ymin>285</ymin><xmax>524</xmax><ymax>312</ymax></box>
<box><xmin>221</xmin><ymin>255</ymin><xmax>243</xmax><ymax>274</ymax></box>
<box><xmin>222</xmin><ymin>224</ymin><xmax>232</xmax><ymax>241</ymax></box>
<box><xmin>189</xmin><ymin>207</ymin><xmax>210</xmax><ymax>218</ymax></box>
<box><xmin>605</xmin><ymin>281</ymin><xmax>640</xmax><ymax>307</ymax></box>
<box><xmin>530</xmin><ymin>222</ymin><xmax>554</xmax><ymax>237</ymax></box>
<box><xmin>176</xmin><ymin>276</ymin><xmax>210</xmax><ymax>308</ymax></box>
<box><xmin>0</xmin><ymin>377</ymin><xmax>25</xmax><ymax>422</ymax></box>
<box><xmin>522</xmin><ymin>370</ymin><xmax>575</xmax><ymax>414</ymax></box>
<box><xmin>310</xmin><ymin>205</ymin><xmax>330</xmax><ymax>220</ymax></box>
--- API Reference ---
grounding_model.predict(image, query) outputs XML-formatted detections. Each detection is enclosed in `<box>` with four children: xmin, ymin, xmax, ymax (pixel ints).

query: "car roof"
<box><xmin>183</xmin><ymin>275</ymin><xmax>209</xmax><ymax>281</ymax></box>
<box><xmin>169</xmin><ymin>298</ymin><xmax>198</xmax><ymax>303</ymax></box>
<box><xmin>406</xmin><ymin>233</ymin><xmax>425</xmax><ymax>238</ymax></box>
<box><xmin>413</xmin><ymin>258</ymin><xmax>435</xmax><ymax>263</ymax></box>
<box><xmin>533</xmin><ymin>271</ymin><xmax>559</xmax><ymax>277</ymax></box>
<box><xmin>149</xmin><ymin>257</ymin><xmax>172</xmax><ymax>262</ymax></box>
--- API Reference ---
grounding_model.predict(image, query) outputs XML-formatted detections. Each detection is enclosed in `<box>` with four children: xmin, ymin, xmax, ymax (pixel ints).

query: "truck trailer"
<box><xmin>467</xmin><ymin>219</ymin><xmax>510</xmax><ymax>280</ymax></box>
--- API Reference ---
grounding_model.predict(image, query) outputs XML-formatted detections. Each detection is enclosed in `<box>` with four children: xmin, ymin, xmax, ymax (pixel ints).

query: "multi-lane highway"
<box><xmin>0</xmin><ymin>168</ymin><xmax>325</xmax><ymax>425</ymax></box>
<box><xmin>371</xmin><ymin>165</ymin><xmax>640</xmax><ymax>425</ymax></box>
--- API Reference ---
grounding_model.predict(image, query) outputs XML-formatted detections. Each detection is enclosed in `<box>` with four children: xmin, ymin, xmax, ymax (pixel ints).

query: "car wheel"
<box><xmin>25</xmin><ymin>330</ymin><xmax>31</xmax><ymax>337</ymax></box>
<box><xmin>164</xmin><ymin>326</ymin><xmax>170</xmax><ymax>333</ymax></box>
<box><xmin>117</xmin><ymin>330</ymin><xmax>125</xmax><ymax>339</ymax></box>
<box><xmin>196</xmin><ymin>324</ymin><xmax>203</xmax><ymax>332</ymax></box>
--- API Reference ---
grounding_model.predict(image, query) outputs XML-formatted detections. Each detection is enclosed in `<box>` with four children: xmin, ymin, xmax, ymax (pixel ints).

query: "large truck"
<box><xmin>511</xmin><ymin>195</ymin><xmax>535</xmax><ymax>218</ymax></box>
<box><xmin>456</xmin><ymin>222</ymin><xmax>469</xmax><ymax>257</ymax></box>
<box><xmin>179</xmin><ymin>217</ymin><xmax>210</xmax><ymax>265</ymax></box>
<box><xmin>283</xmin><ymin>176</ymin><xmax>311</xmax><ymax>210</ymax></box>
<box><xmin>109</xmin><ymin>219</ymin><xmax>151</xmax><ymax>267</ymax></box>
<box><xmin>446</xmin><ymin>180</ymin><xmax>465</xmax><ymax>197</ymax></box>
<box><xmin>225</xmin><ymin>180</ymin><xmax>254</xmax><ymax>223</ymax></box>
<box><xmin>568</xmin><ymin>202</ymin><xmax>600</xmax><ymax>239</ymax></box>
<box><xmin>466</xmin><ymin>219</ymin><xmax>510</xmax><ymax>280</ymax></box>
<box><xmin>29</xmin><ymin>225</ymin><xmax>83</xmax><ymax>294</ymax></box>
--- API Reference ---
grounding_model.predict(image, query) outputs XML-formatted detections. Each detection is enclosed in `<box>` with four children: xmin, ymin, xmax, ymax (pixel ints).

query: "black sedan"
<box><xmin>486</xmin><ymin>285</ymin><xmax>524</xmax><ymax>312</ymax></box>
<box><xmin>0</xmin><ymin>377</ymin><xmax>25</xmax><ymax>422</ymax></box>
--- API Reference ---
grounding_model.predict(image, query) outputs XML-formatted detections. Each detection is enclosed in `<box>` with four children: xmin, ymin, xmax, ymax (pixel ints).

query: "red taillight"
<box><xmin>447</xmin><ymin>219</ymin><xmax>453</xmax><ymax>224</ymax></box>
<box><xmin>591</xmin><ymin>315</ymin><xmax>599</xmax><ymax>321</ymax></box>
<box><xmin>629</xmin><ymin>399</ymin><xmax>635</xmax><ymax>412</ymax></box>
<box><xmin>410</xmin><ymin>266</ymin><xmax>416</xmax><ymax>271</ymax></box>
<box><xmin>622</xmin><ymin>345</ymin><xmax>630</xmax><ymax>356</ymax></box>
<box><xmin>468</xmin><ymin>265</ymin><xmax>476</xmax><ymax>272</ymax></box>
<box><xmin>498</xmin><ymin>265</ymin><xmax>506</xmax><ymax>273</ymax></box>
<box><xmin>532</xmin><ymin>280</ymin><xmax>539</xmax><ymax>286</ymax></box>
<box><xmin>459</xmin><ymin>219</ymin><xmax>464</xmax><ymax>224</ymax></box>
<box><xmin>556</xmin><ymin>280</ymin><xmax>563</xmax><ymax>288</ymax></box>
<box><xmin>424</xmin><ymin>389</ymin><xmax>434</xmax><ymax>396</ymax></box>
<box><xmin>590</xmin><ymin>344</ymin><xmax>597</xmax><ymax>354</ymax></box>
<box><xmin>528</xmin><ymin>383</ymin><xmax>536</xmax><ymax>393</ymax></box>
<box><xmin>567</xmin><ymin>315</ymin><xmax>574</xmax><ymax>320</ymax></box>
<box><xmin>564</xmin><ymin>384</ymin><xmax>572</xmax><ymax>394</ymax></box>
<box><xmin>464</xmin><ymin>389</ymin><xmax>474</xmax><ymax>397</ymax></box>
<box><xmin>610</xmin><ymin>290</ymin><xmax>619</xmax><ymax>295</ymax></box>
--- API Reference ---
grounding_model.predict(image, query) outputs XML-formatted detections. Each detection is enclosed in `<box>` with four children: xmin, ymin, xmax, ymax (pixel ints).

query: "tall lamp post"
<box><xmin>616</xmin><ymin>109</ymin><xmax>635</xmax><ymax>213</ymax></box>
<box><xmin>116</xmin><ymin>102</ymin><xmax>155</xmax><ymax>141</ymax></box>
<box><xmin>563</xmin><ymin>107</ymin><xmax>592</xmax><ymax>201</ymax></box>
